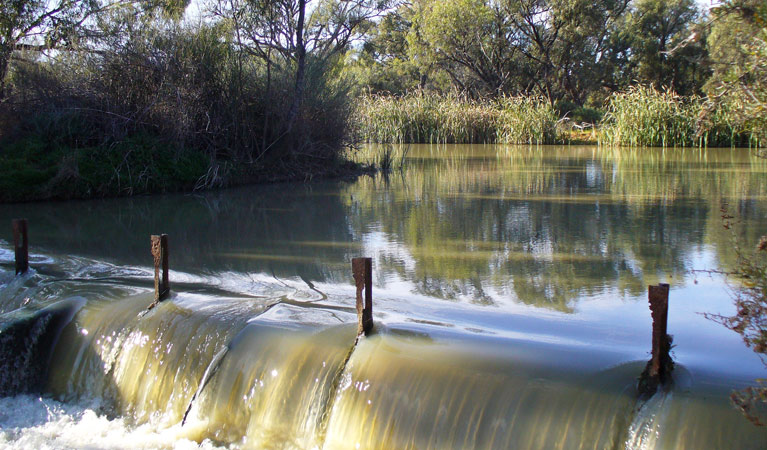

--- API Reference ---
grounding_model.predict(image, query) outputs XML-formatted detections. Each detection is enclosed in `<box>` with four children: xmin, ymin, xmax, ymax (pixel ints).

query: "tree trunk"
<box><xmin>286</xmin><ymin>0</ymin><xmax>307</xmax><ymax>134</ymax></box>
<box><xmin>0</xmin><ymin>46</ymin><xmax>11</xmax><ymax>102</ymax></box>
<box><xmin>261</xmin><ymin>51</ymin><xmax>272</xmax><ymax>154</ymax></box>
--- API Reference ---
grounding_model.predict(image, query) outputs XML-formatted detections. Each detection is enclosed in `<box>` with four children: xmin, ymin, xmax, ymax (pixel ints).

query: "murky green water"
<box><xmin>1</xmin><ymin>144</ymin><xmax>766</xmax><ymax>448</ymax></box>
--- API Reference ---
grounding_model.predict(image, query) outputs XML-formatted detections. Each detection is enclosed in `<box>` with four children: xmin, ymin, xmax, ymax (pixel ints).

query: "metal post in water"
<box><xmin>151</xmin><ymin>234</ymin><xmax>170</xmax><ymax>302</ymax></box>
<box><xmin>649</xmin><ymin>283</ymin><xmax>670</xmax><ymax>379</ymax></box>
<box><xmin>352</xmin><ymin>257</ymin><xmax>373</xmax><ymax>336</ymax></box>
<box><xmin>12</xmin><ymin>219</ymin><xmax>28</xmax><ymax>275</ymax></box>
<box><xmin>638</xmin><ymin>283</ymin><xmax>672</xmax><ymax>397</ymax></box>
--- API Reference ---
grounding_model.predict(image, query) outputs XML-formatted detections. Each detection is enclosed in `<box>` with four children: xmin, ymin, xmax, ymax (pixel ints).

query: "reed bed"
<box><xmin>599</xmin><ymin>85</ymin><xmax>759</xmax><ymax>148</ymax></box>
<box><xmin>357</xmin><ymin>88</ymin><xmax>760</xmax><ymax>148</ymax></box>
<box><xmin>496</xmin><ymin>96</ymin><xmax>558</xmax><ymax>145</ymax></box>
<box><xmin>599</xmin><ymin>86</ymin><xmax>698</xmax><ymax>147</ymax></box>
<box><xmin>355</xmin><ymin>92</ymin><xmax>557</xmax><ymax>145</ymax></box>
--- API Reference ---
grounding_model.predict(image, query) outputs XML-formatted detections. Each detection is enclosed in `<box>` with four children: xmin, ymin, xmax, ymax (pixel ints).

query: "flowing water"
<box><xmin>0</xmin><ymin>144</ymin><xmax>766</xmax><ymax>449</ymax></box>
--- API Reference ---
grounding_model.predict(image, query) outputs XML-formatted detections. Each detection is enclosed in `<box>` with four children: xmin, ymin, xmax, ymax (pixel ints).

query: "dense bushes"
<box><xmin>0</xmin><ymin>24</ymin><xmax>356</xmax><ymax>201</ymax></box>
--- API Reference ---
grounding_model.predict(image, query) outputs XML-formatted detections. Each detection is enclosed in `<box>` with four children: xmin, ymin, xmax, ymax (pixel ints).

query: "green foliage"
<box><xmin>355</xmin><ymin>92</ymin><xmax>557</xmax><ymax>144</ymax></box>
<box><xmin>701</xmin><ymin>3</ymin><xmax>767</xmax><ymax>422</ymax></box>
<box><xmin>600</xmin><ymin>86</ymin><xmax>700</xmax><ymax>147</ymax></box>
<box><xmin>599</xmin><ymin>85</ymin><xmax>755</xmax><ymax>147</ymax></box>
<box><xmin>617</xmin><ymin>0</ymin><xmax>706</xmax><ymax>96</ymax></box>
<box><xmin>413</xmin><ymin>0</ymin><xmax>511</xmax><ymax>95</ymax></box>
<box><xmin>0</xmin><ymin>1</ymin><xmax>192</xmax><ymax>99</ymax></box>
<box><xmin>702</xmin><ymin>0</ymin><xmax>767</xmax><ymax>145</ymax></box>
<box><xmin>354</xmin><ymin>0</ymin><xmax>699</xmax><ymax>105</ymax></box>
<box><xmin>0</xmin><ymin>20</ymin><xmax>358</xmax><ymax>201</ymax></box>
<box><xmin>707</xmin><ymin>211</ymin><xmax>767</xmax><ymax>426</ymax></box>
<box><xmin>496</xmin><ymin>96</ymin><xmax>558</xmax><ymax>145</ymax></box>
<box><xmin>0</xmin><ymin>132</ymin><xmax>209</xmax><ymax>201</ymax></box>
<box><xmin>556</xmin><ymin>101</ymin><xmax>604</xmax><ymax>125</ymax></box>
<box><xmin>572</xmin><ymin>107</ymin><xmax>604</xmax><ymax>125</ymax></box>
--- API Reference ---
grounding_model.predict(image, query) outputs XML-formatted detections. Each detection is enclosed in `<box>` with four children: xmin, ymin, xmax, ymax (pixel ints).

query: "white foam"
<box><xmin>0</xmin><ymin>395</ymin><xmax>232</xmax><ymax>450</ymax></box>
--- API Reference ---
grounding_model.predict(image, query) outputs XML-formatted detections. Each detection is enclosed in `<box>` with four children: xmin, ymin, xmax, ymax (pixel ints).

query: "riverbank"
<box><xmin>0</xmin><ymin>21</ymin><xmax>368</xmax><ymax>204</ymax></box>
<box><xmin>0</xmin><ymin>137</ymin><xmax>372</xmax><ymax>203</ymax></box>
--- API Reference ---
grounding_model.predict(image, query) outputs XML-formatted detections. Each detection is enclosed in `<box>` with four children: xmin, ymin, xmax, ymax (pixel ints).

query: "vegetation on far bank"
<box><xmin>1</xmin><ymin>0</ymin><xmax>766</xmax><ymax>203</ymax></box>
<box><xmin>599</xmin><ymin>86</ymin><xmax>762</xmax><ymax>148</ymax></box>
<box><xmin>355</xmin><ymin>93</ymin><xmax>557</xmax><ymax>145</ymax></box>
<box><xmin>350</xmin><ymin>0</ymin><xmax>765</xmax><ymax>148</ymax></box>
<box><xmin>355</xmin><ymin>85</ymin><xmax>762</xmax><ymax>148</ymax></box>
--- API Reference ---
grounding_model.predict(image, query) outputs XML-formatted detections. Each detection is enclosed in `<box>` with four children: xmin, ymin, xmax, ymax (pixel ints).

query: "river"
<box><xmin>0</xmin><ymin>144</ymin><xmax>766</xmax><ymax>448</ymax></box>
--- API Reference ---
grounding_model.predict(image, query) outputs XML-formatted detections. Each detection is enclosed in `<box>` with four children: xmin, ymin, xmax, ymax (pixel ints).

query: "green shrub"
<box><xmin>599</xmin><ymin>86</ymin><xmax>699</xmax><ymax>147</ymax></box>
<box><xmin>570</xmin><ymin>107</ymin><xmax>603</xmax><ymax>125</ymax></box>
<box><xmin>0</xmin><ymin>23</ymin><xmax>357</xmax><ymax>201</ymax></box>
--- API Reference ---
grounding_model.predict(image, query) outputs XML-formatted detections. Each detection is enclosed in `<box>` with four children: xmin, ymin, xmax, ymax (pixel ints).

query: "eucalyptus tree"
<box><xmin>616</xmin><ymin>0</ymin><xmax>704</xmax><ymax>95</ymax></box>
<box><xmin>0</xmin><ymin>0</ymin><xmax>188</xmax><ymax>101</ymax></box>
<box><xmin>395</xmin><ymin>0</ymin><xmax>631</xmax><ymax>102</ymax></box>
<box><xmin>407</xmin><ymin>0</ymin><xmax>525</xmax><ymax>96</ymax></box>
<box><xmin>497</xmin><ymin>0</ymin><xmax>631</xmax><ymax>103</ymax></box>
<box><xmin>206</xmin><ymin>0</ymin><xmax>391</xmax><ymax>136</ymax></box>
<box><xmin>351</xmin><ymin>4</ymin><xmax>422</xmax><ymax>93</ymax></box>
<box><xmin>703</xmin><ymin>0</ymin><xmax>766</xmax><ymax>142</ymax></box>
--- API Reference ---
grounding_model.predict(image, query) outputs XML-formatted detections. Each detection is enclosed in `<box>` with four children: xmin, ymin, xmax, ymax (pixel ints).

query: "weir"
<box><xmin>8</xmin><ymin>295</ymin><xmax>762</xmax><ymax>449</ymax></box>
<box><xmin>1</xmin><ymin>212</ymin><xmax>766</xmax><ymax>448</ymax></box>
<box><xmin>0</xmin><ymin>298</ymin><xmax>85</xmax><ymax>395</ymax></box>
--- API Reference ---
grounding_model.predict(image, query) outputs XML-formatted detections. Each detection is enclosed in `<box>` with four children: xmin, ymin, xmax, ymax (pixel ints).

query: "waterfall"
<box><xmin>626</xmin><ymin>390</ymin><xmax>673</xmax><ymax>450</ymax></box>
<box><xmin>1</xmin><ymin>275</ymin><xmax>764</xmax><ymax>449</ymax></box>
<box><xmin>0</xmin><ymin>298</ymin><xmax>85</xmax><ymax>396</ymax></box>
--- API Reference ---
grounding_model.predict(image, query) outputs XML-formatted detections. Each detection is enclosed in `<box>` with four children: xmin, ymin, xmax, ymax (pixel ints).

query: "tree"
<box><xmin>702</xmin><ymin>0</ymin><xmax>767</xmax><ymax>144</ymax></box>
<box><xmin>380</xmin><ymin>0</ymin><xmax>631</xmax><ymax>103</ymax></box>
<box><xmin>346</xmin><ymin>5</ymin><xmax>424</xmax><ymax>94</ymax></box>
<box><xmin>0</xmin><ymin>0</ymin><xmax>189</xmax><ymax>100</ymax></box>
<box><xmin>617</xmin><ymin>0</ymin><xmax>705</xmax><ymax>95</ymax></box>
<box><xmin>206</xmin><ymin>0</ymin><xmax>390</xmax><ymax>141</ymax></box>
<box><xmin>502</xmin><ymin>0</ymin><xmax>640</xmax><ymax>104</ymax></box>
<box><xmin>702</xmin><ymin>0</ymin><xmax>767</xmax><ymax>426</ymax></box>
<box><xmin>413</xmin><ymin>0</ymin><xmax>522</xmax><ymax>96</ymax></box>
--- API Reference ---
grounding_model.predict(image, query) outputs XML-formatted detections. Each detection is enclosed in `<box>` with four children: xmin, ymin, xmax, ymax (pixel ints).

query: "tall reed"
<box><xmin>599</xmin><ymin>86</ymin><xmax>698</xmax><ymax>147</ymax></box>
<box><xmin>355</xmin><ymin>92</ymin><xmax>558</xmax><ymax>145</ymax></box>
<box><xmin>599</xmin><ymin>85</ymin><xmax>758</xmax><ymax>148</ymax></box>
<box><xmin>496</xmin><ymin>96</ymin><xmax>558</xmax><ymax>145</ymax></box>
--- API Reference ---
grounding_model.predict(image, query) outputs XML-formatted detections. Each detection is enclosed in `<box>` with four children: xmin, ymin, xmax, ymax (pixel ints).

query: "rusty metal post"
<box><xmin>13</xmin><ymin>219</ymin><xmax>28</xmax><ymax>275</ymax></box>
<box><xmin>638</xmin><ymin>283</ymin><xmax>672</xmax><ymax>398</ymax></box>
<box><xmin>151</xmin><ymin>234</ymin><xmax>169</xmax><ymax>301</ymax></box>
<box><xmin>648</xmin><ymin>283</ymin><xmax>670</xmax><ymax>380</ymax></box>
<box><xmin>352</xmin><ymin>257</ymin><xmax>373</xmax><ymax>336</ymax></box>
